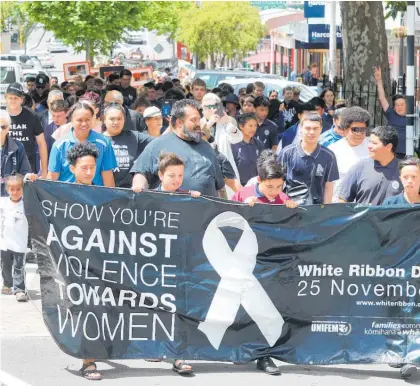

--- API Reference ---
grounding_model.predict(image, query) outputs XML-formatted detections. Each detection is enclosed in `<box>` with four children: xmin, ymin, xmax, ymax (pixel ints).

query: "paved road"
<box><xmin>1</xmin><ymin>264</ymin><xmax>419</xmax><ymax>386</ymax></box>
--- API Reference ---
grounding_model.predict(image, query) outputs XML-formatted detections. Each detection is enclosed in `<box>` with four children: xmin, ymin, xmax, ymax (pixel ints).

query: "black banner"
<box><xmin>24</xmin><ymin>181</ymin><xmax>420</xmax><ymax>364</ymax></box>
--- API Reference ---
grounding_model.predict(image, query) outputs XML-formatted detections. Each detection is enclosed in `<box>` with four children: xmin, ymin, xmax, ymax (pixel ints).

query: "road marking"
<box><xmin>0</xmin><ymin>370</ymin><xmax>32</xmax><ymax>386</ymax></box>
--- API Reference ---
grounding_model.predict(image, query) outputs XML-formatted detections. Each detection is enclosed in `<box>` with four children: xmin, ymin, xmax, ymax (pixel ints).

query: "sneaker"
<box><xmin>15</xmin><ymin>292</ymin><xmax>28</xmax><ymax>302</ymax></box>
<box><xmin>2</xmin><ymin>286</ymin><xmax>12</xmax><ymax>295</ymax></box>
<box><xmin>400</xmin><ymin>364</ymin><xmax>417</xmax><ymax>378</ymax></box>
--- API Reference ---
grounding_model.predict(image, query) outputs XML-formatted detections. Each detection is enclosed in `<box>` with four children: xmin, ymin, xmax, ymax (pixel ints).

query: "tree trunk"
<box><xmin>210</xmin><ymin>53</ymin><xmax>216</xmax><ymax>69</ymax></box>
<box><xmin>340</xmin><ymin>1</ymin><xmax>391</xmax><ymax>126</ymax></box>
<box><xmin>85</xmin><ymin>39</ymin><xmax>94</xmax><ymax>67</ymax></box>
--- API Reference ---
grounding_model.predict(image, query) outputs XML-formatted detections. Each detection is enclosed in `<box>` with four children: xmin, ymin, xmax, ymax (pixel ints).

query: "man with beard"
<box><xmin>131</xmin><ymin>99</ymin><xmax>224</xmax><ymax>197</ymax></box>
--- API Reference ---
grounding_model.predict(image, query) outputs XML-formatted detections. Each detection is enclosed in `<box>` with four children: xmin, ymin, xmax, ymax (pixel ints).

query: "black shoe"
<box><xmin>400</xmin><ymin>364</ymin><xmax>417</xmax><ymax>378</ymax></box>
<box><xmin>256</xmin><ymin>357</ymin><xmax>281</xmax><ymax>375</ymax></box>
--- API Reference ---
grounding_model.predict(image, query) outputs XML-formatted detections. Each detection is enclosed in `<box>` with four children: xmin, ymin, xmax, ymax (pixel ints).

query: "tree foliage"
<box><xmin>0</xmin><ymin>1</ymin><xmax>16</xmax><ymax>31</ymax></box>
<box><xmin>176</xmin><ymin>2</ymin><xmax>265</xmax><ymax>67</ymax></box>
<box><xmin>384</xmin><ymin>1</ymin><xmax>407</xmax><ymax>20</ymax></box>
<box><xmin>20</xmin><ymin>1</ymin><xmax>189</xmax><ymax>62</ymax></box>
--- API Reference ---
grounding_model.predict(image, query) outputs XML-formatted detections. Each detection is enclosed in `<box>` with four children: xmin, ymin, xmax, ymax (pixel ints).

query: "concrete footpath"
<box><xmin>1</xmin><ymin>265</ymin><xmax>419</xmax><ymax>386</ymax></box>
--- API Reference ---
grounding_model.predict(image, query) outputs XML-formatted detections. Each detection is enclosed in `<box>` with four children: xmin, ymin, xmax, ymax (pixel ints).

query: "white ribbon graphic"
<box><xmin>198</xmin><ymin>211</ymin><xmax>285</xmax><ymax>350</ymax></box>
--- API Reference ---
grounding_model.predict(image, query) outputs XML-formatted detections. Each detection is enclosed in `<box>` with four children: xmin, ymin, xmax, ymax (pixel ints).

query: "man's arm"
<box><xmin>373</xmin><ymin>66</ymin><xmax>390</xmax><ymax>112</ymax></box>
<box><xmin>101</xmin><ymin>170</ymin><xmax>115</xmax><ymax>187</ymax></box>
<box><xmin>47</xmin><ymin>171</ymin><xmax>59</xmax><ymax>181</ymax></box>
<box><xmin>225</xmin><ymin>178</ymin><xmax>241</xmax><ymax>193</ymax></box>
<box><xmin>132</xmin><ymin>173</ymin><xmax>149</xmax><ymax>192</ymax></box>
<box><xmin>35</xmin><ymin>133</ymin><xmax>48</xmax><ymax>178</ymax></box>
<box><xmin>323</xmin><ymin>181</ymin><xmax>334</xmax><ymax>204</ymax></box>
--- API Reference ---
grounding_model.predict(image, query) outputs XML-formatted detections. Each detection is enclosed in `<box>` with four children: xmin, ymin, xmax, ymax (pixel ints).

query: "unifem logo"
<box><xmin>311</xmin><ymin>321</ymin><xmax>352</xmax><ymax>336</ymax></box>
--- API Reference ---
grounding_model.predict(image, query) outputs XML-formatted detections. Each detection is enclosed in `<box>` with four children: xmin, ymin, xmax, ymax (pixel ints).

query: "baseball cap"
<box><xmin>35</xmin><ymin>74</ymin><xmax>50</xmax><ymax>89</ymax></box>
<box><xmin>6</xmin><ymin>82</ymin><xmax>24</xmax><ymax>97</ymax></box>
<box><xmin>143</xmin><ymin>106</ymin><xmax>162</xmax><ymax>119</ymax></box>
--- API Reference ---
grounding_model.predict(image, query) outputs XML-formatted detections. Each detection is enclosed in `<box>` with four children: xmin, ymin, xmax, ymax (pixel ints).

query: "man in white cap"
<box><xmin>143</xmin><ymin>106</ymin><xmax>163</xmax><ymax>138</ymax></box>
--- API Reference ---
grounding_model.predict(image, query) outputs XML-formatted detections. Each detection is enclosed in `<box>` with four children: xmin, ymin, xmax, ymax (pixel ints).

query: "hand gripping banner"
<box><xmin>198</xmin><ymin>211</ymin><xmax>285</xmax><ymax>349</ymax></box>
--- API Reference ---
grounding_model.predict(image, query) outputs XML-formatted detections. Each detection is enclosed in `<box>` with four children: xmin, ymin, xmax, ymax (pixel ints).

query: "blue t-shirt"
<box><xmin>339</xmin><ymin>158</ymin><xmax>402</xmax><ymax>205</ymax></box>
<box><xmin>319</xmin><ymin>127</ymin><xmax>343</xmax><ymax>147</ymax></box>
<box><xmin>231</xmin><ymin>138</ymin><xmax>265</xmax><ymax>186</ymax></box>
<box><xmin>383</xmin><ymin>192</ymin><xmax>419</xmax><ymax>205</ymax></box>
<box><xmin>385</xmin><ymin>106</ymin><xmax>406</xmax><ymax>154</ymax></box>
<box><xmin>48</xmin><ymin>128</ymin><xmax>117</xmax><ymax>186</ymax></box>
<box><xmin>256</xmin><ymin>119</ymin><xmax>279</xmax><ymax>150</ymax></box>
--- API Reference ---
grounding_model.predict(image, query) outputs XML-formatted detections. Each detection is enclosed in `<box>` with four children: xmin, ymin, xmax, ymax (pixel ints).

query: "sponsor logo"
<box><xmin>311</xmin><ymin>321</ymin><xmax>352</xmax><ymax>336</ymax></box>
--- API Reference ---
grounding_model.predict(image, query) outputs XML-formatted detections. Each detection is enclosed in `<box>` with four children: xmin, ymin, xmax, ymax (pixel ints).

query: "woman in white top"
<box><xmin>200</xmin><ymin>93</ymin><xmax>242</xmax><ymax>198</ymax></box>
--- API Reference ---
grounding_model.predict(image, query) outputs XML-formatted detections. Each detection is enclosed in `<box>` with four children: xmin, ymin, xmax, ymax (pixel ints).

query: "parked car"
<box><xmin>195</xmin><ymin>70</ymin><xmax>283</xmax><ymax>89</ymax></box>
<box><xmin>0</xmin><ymin>52</ymin><xmax>33</xmax><ymax>67</ymax></box>
<box><xmin>32</xmin><ymin>52</ymin><xmax>55</xmax><ymax>68</ymax></box>
<box><xmin>217</xmin><ymin>78</ymin><xmax>317</xmax><ymax>102</ymax></box>
<box><xmin>47</xmin><ymin>38</ymin><xmax>68</xmax><ymax>53</ymax></box>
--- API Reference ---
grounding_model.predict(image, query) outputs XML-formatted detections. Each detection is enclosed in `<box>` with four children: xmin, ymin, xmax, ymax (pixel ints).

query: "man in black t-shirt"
<box><xmin>119</xmin><ymin>69</ymin><xmax>137</xmax><ymax>107</ymax></box>
<box><xmin>5</xmin><ymin>83</ymin><xmax>48</xmax><ymax>177</ymax></box>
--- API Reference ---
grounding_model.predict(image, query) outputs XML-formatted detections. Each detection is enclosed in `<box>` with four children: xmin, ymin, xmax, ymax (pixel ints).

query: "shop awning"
<box><xmin>245</xmin><ymin>51</ymin><xmax>289</xmax><ymax>65</ymax></box>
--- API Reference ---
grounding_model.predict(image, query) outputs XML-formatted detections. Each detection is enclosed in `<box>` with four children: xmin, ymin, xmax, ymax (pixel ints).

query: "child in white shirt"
<box><xmin>0</xmin><ymin>173</ymin><xmax>36</xmax><ymax>302</ymax></box>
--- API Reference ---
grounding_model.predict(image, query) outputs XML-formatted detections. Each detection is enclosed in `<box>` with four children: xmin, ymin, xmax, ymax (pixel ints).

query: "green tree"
<box><xmin>177</xmin><ymin>2</ymin><xmax>265</xmax><ymax>68</ymax></box>
<box><xmin>384</xmin><ymin>1</ymin><xmax>407</xmax><ymax>19</ymax></box>
<box><xmin>20</xmin><ymin>1</ymin><xmax>188</xmax><ymax>64</ymax></box>
<box><xmin>0</xmin><ymin>1</ymin><xmax>16</xmax><ymax>31</ymax></box>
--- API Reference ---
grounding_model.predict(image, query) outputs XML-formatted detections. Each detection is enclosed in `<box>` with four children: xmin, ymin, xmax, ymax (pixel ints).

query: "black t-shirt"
<box><xmin>130</xmin><ymin>132</ymin><xmax>225</xmax><ymax>196</ymax></box>
<box><xmin>120</xmin><ymin>86</ymin><xmax>137</xmax><ymax>107</ymax></box>
<box><xmin>9</xmin><ymin>107</ymin><xmax>44</xmax><ymax>172</ymax></box>
<box><xmin>106</xmin><ymin>130</ymin><xmax>153</xmax><ymax>188</ymax></box>
<box><xmin>283</xmin><ymin>100</ymin><xmax>298</xmax><ymax>129</ymax></box>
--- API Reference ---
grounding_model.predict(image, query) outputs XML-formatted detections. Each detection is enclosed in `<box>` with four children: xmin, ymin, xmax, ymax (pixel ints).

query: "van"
<box><xmin>0</xmin><ymin>61</ymin><xmax>25</xmax><ymax>107</ymax></box>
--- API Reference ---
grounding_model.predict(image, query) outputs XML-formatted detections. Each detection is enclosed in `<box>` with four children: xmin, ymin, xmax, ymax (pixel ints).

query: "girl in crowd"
<box><xmin>47</xmin><ymin>102</ymin><xmax>117</xmax><ymax>187</ymax></box>
<box><xmin>320</xmin><ymin>88</ymin><xmax>336</xmax><ymax>111</ymax></box>
<box><xmin>240</xmin><ymin>95</ymin><xmax>256</xmax><ymax>114</ymax></box>
<box><xmin>103</xmin><ymin>104</ymin><xmax>152</xmax><ymax>188</ymax></box>
<box><xmin>79</xmin><ymin>91</ymin><xmax>102</xmax><ymax>133</ymax></box>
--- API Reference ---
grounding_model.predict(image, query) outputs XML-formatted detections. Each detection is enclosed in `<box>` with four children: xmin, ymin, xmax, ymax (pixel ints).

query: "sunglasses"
<box><xmin>204</xmin><ymin>104</ymin><xmax>218</xmax><ymax>109</ymax></box>
<box><xmin>1</xmin><ymin>125</ymin><xmax>8</xmax><ymax>130</ymax></box>
<box><xmin>351</xmin><ymin>127</ymin><xmax>367</xmax><ymax>134</ymax></box>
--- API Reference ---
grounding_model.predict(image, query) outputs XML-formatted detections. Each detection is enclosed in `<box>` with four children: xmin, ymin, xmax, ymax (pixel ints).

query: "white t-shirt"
<box><xmin>0</xmin><ymin>197</ymin><xmax>28</xmax><ymax>253</ymax></box>
<box><xmin>329</xmin><ymin>137</ymin><xmax>370</xmax><ymax>202</ymax></box>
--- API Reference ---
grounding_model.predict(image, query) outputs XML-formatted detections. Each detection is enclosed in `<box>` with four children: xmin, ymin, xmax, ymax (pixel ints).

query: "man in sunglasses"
<box><xmin>328</xmin><ymin>107</ymin><xmax>371</xmax><ymax>202</ymax></box>
<box><xmin>339</xmin><ymin>126</ymin><xmax>402</xmax><ymax>205</ymax></box>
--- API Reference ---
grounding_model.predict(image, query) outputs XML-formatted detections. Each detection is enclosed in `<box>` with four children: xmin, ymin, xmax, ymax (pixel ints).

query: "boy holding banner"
<box><xmin>232</xmin><ymin>150</ymin><xmax>297</xmax><ymax>375</ymax></box>
<box><xmin>62</xmin><ymin>142</ymin><xmax>103</xmax><ymax>380</ymax></box>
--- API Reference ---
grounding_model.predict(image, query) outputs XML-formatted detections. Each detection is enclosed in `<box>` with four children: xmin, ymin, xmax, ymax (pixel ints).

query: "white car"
<box><xmin>31</xmin><ymin>52</ymin><xmax>55</xmax><ymax>68</ymax></box>
<box><xmin>217</xmin><ymin>78</ymin><xmax>317</xmax><ymax>102</ymax></box>
<box><xmin>47</xmin><ymin>38</ymin><xmax>68</xmax><ymax>53</ymax></box>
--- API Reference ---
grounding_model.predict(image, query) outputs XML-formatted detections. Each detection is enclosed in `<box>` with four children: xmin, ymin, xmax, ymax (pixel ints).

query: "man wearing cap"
<box><xmin>223</xmin><ymin>94</ymin><xmax>240</xmax><ymax>120</ymax></box>
<box><xmin>30</xmin><ymin>74</ymin><xmax>50</xmax><ymax>112</ymax></box>
<box><xmin>5</xmin><ymin>83</ymin><xmax>48</xmax><ymax>178</ymax></box>
<box><xmin>143</xmin><ymin>107</ymin><xmax>163</xmax><ymax>137</ymax></box>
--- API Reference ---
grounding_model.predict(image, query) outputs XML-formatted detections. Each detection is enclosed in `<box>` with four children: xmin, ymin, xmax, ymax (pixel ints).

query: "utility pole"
<box><xmin>406</xmin><ymin>1</ymin><xmax>415</xmax><ymax>156</ymax></box>
<box><xmin>328</xmin><ymin>1</ymin><xmax>336</xmax><ymax>83</ymax></box>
